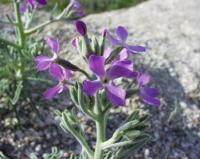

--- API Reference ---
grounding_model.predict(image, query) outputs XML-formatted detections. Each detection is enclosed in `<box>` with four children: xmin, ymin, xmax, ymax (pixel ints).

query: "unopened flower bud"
<box><xmin>102</xmin><ymin>29</ymin><xmax>107</xmax><ymax>38</ymax></box>
<box><xmin>75</xmin><ymin>20</ymin><xmax>87</xmax><ymax>36</ymax></box>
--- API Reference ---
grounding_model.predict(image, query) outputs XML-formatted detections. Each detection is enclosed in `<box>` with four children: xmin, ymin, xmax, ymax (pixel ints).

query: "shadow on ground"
<box><xmin>0</xmin><ymin>67</ymin><xmax>199</xmax><ymax>159</ymax></box>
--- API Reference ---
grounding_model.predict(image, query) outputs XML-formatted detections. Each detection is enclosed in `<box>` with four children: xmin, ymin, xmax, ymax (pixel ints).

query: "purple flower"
<box><xmin>83</xmin><ymin>55</ymin><xmax>136</xmax><ymax>106</ymax></box>
<box><xmin>137</xmin><ymin>73</ymin><xmax>160</xmax><ymax>107</ymax></box>
<box><xmin>35</xmin><ymin>37</ymin><xmax>61</xmax><ymax>78</ymax></box>
<box><xmin>103</xmin><ymin>47</ymin><xmax>129</xmax><ymax>61</ymax></box>
<box><xmin>71</xmin><ymin>38</ymin><xmax>77</xmax><ymax>48</ymax></box>
<box><xmin>70</xmin><ymin>0</ymin><xmax>85</xmax><ymax>18</ymax></box>
<box><xmin>75</xmin><ymin>20</ymin><xmax>87</xmax><ymax>36</ymax></box>
<box><xmin>107</xmin><ymin>26</ymin><xmax>146</xmax><ymax>54</ymax></box>
<box><xmin>20</xmin><ymin>3</ymin><xmax>28</xmax><ymax>14</ymax></box>
<box><xmin>27</xmin><ymin>0</ymin><xmax>47</xmax><ymax>8</ymax></box>
<box><xmin>43</xmin><ymin>66</ymin><xmax>72</xmax><ymax>99</ymax></box>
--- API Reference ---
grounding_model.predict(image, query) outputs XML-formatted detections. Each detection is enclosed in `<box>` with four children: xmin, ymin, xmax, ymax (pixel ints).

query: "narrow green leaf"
<box><xmin>11</xmin><ymin>81</ymin><xmax>23</xmax><ymax>105</ymax></box>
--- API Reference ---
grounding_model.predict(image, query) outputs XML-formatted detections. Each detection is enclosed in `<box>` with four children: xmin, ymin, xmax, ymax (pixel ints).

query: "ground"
<box><xmin>0</xmin><ymin>0</ymin><xmax>200</xmax><ymax>158</ymax></box>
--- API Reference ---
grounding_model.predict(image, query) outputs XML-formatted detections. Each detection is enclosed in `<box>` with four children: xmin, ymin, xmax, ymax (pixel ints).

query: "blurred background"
<box><xmin>0</xmin><ymin>0</ymin><xmax>145</xmax><ymax>13</ymax></box>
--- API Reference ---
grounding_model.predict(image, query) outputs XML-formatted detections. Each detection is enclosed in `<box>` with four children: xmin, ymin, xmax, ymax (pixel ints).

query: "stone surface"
<box><xmin>0</xmin><ymin>0</ymin><xmax>200</xmax><ymax>158</ymax></box>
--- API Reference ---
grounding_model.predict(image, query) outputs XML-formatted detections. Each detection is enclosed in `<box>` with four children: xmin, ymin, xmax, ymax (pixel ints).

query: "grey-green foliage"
<box><xmin>43</xmin><ymin>147</ymin><xmax>63</xmax><ymax>159</ymax></box>
<box><xmin>0</xmin><ymin>31</ymin><xmax>44</xmax><ymax>110</ymax></box>
<box><xmin>103</xmin><ymin>110</ymin><xmax>151</xmax><ymax>159</ymax></box>
<box><xmin>61</xmin><ymin>83</ymin><xmax>150</xmax><ymax>159</ymax></box>
<box><xmin>29</xmin><ymin>147</ymin><xmax>63</xmax><ymax>159</ymax></box>
<box><xmin>0</xmin><ymin>151</ymin><xmax>10</xmax><ymax>159</ymax></box>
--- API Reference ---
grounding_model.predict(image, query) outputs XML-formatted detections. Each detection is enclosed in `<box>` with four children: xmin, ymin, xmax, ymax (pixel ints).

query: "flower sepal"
<box><xmin>99</xmin><ymin>30</ymin><xmax>107</xmax><ymax>56</ymax></box>
<box><xmin>69</xmin><ymin>83</ymin><xmax>96</xmax><ymax>120</ymax></box>
<box><xmin>56</xmin><ymin>58</ymin><xmax>81</xmax><ymax>71</ymax></box>
<box><xmin>90</xmin><ymin>36</ymin><xmax>100</xmax><ymax>55</ymax></box>
<box><xmin>105</xmin><ymin>47</ymin><xmax>123</xmax><ymax>64</ymax></box>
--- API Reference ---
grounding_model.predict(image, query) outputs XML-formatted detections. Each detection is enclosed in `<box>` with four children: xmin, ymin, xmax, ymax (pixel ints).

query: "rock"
<box><xmin>1</xmin><ymin>0</ymin><xmax>200</xmax><ymax>159</ymax></box>
<box><xmin>39</xmin><ymin>0</ymin><xmax>200</xmax><ymax>99</ymax></box>
<box><xmin>35</xmin><ymin>144</ymin><xmax>41</xmax><ymax>152</ymax></box>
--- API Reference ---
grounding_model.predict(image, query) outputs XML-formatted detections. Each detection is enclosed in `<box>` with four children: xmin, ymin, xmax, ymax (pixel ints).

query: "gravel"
<box><xmin>0</xmin><ymin>0</ymin><xmax>200</xmax><ymax>158</ymax></box>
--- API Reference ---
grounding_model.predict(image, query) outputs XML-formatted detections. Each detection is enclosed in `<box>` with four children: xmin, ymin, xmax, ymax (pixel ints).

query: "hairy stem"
<box><xmin>95</xmin><ymin>117</ymin><xmax>106</xmax><ymax>159</ymax></box>
<box><xmin>78</xmin><ymin>68</ymin><xmax>92</xmax><ymax>80</ymax></box>
<box><xmin>25</xmin><ymin>19</ymin><xmax>59</xmax><ymax>35</ymax></box>
<box><xmin>94</xmin><ymin>94</ymin><xmax>106</xmax><ymax>159</ymax></box>
<box><xmin>13</xmin><ymin>0</ymin><xmax>26</xmax><ymax>48</ymax></box>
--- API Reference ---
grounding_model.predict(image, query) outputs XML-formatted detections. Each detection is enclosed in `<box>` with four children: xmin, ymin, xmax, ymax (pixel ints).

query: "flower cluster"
<box><xmin>20</xmin><ymin>0</ymin><xmax>85</xmax><ymax>20</ymax></box>
<box><xmin>68</xmin><ymin>0</ymin><xmax>85</xmax><ymax>18</ymax></box>
<box><xmin>35</xmin><ymin>20</ymin><xmax>160</xmax><ymax>107</ymax></box>
<box><xmin>35</xmin><ymin>37</ymin><xmax>73</xmax><ymax>99</ymax></box>
<box><xmin>20</xmin><ymin>0</ymin><xmax>47</xmax><ymax>14</ymax></box>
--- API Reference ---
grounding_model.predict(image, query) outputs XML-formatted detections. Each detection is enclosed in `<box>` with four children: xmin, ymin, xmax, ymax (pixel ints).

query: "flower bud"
<box><xmin>99</xmin><ymin>29</ymin><xmax>107</xmax><ymax>55</ymax></box>
<box><xmin>56</xmin><ymin>58</ymin><xmax>80</xmax><ymax>71</ymax></box>
<box><xmin>75</xmin><ymin>20</ymin><xmax>87</xmax><ymax>36</ymax></box>
<box><xmin>102</xmin><ymin>29</ymin><xmax>107</xmax><ymax>38</ymax></box>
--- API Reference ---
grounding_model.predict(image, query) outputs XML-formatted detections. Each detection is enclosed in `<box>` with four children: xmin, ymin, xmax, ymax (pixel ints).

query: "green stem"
<box><xmin>24</xmin><ymin>4</ymin><xmax>70</xmax><ymax>35</ymax></box>
<box><xmin>78</xmin><ymin>68</ymin><xmax>92</xmax><ymax>80</ymax></box>
<box><xmin>95</xmin><ymin>117</ymin><xmax>106</xmax><ymax>159</ymax></box>
<box><xmin>25</xmin><ymin>19</ymin><xmax>59</xmax><ymax>35</ymax></box>
<box><xmin>94</xmin><ymin>94</ymin><xmax>106</xmax><ymax>159</ymax></box>
<box><xmin>13</xmin><ymin>0</ymin><xmax>26</xmax><ymax>48</ymax></box>
<box><xmin>25</xmin><ymin>6</ymin><xmax>37</xmax><ymax>29</ymax></box>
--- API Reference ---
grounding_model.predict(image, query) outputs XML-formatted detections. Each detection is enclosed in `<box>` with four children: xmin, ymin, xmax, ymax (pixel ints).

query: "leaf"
<box><xmin>115</xmin><ymin>136</ymin><xmax>151</xmax><ymax>159</ymax></box>
<box><xmin>0</xmin><ymin>151</ymin><xmax>10</xmax><ymax>159</ymax></box>
<box><xmin>10</xmin><ymin>81</ymin><xmax>23</xmax><ymax>105</ymax></box>
<box><xmin>124</xmin><ymin>110</ymin><xmax>140</xmax><ymax>123</ymax></box>
<box><xmin>90</xmin><ymin>36</ymin><xmax>99</xmax><ymax>54</ymax></box>
<box><xmin>69</xmin><ymin>86</ymin><xmax>79</xmax><ymax>106</ymax></box>
<box><xmin>43</xmin><ymin>147</ymin><xmax>63</xmax><ymax>159</ymax></box>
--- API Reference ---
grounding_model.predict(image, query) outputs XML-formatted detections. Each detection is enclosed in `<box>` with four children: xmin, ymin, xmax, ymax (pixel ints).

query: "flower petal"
<box><xmin>63</xmin><ymin>69</ymin><xmax>73</xmax><ymax>80</ymax></box>
<box><xmin>75</xmin><ymin>20</ymin><xmax>87</xmax><ymax>36</ymax></box>
<box><xmin>20</xmin><ymin>3</ymin><xmax>27</xmax><ymax>14</ymax></box>
<box><xmin>47</xmin><ymin>37</ymin><xmax>60</xmax><ymax>54</ymax></box>
<box><xmin>106</xmin><ymin>83</ymin><xmax>126</xmax><ymax>106</ymax></box>
<box><xmin>71</xmin><ymin>38</ymin><xmax>77</xmax><ymax>48</ymax></box>
<box><xmin>116</xmin><ymin>26</ymin><xmax>128</xmax><ymax>42</ymax></box>
<box><xmin>126</xmin><ymin>45</ymin><xmax>146</xmax><ymax>53</ymax></box>
<box><xmin>119</xmin><ymin>48</ymin><xmax>129</xmax><ymax>60</ymax></box>
<box><xmin>141</xmin><ymin>94</ymin><xmax>160</xmax><ymax>107</ymax></box>
<box><xmin>36</xmin><ymin>0</ymin><xmax>47</xmax><ymax>5</ymax></box>
<box><xmin>141</xmin><ymin>87</ymin><xmax>160</xmax><ymax>98</ymax></box>
<box><xmin>70</xmin><ymin>0</ymin><xmax>85</xmax><ymax>18</ymax></box>
<box><xmin>137</xmin><ymin>73</ymin><xmax>151</xmax><ymax>86</ymax></box>
<box><xmin>27</xmin><ymin>0</ymin><xmax>35</xmax><ymax>8</ymax></box>
<box><xmin>35</xmin><ymin>56</ymin><xmax>52</xmax><ymax>71</ymax></box>
<box><xmin>89</xmin><ymin>55</ymin><xmax>106</xmax><ymax>78</ymax></box>
<box><xmin>83</xmin><ymin>80</ymin><xmax>103</xmax><ymax>96</ymax></box>
<box><xmin>106</xmin><ymin>30</ymin><xmax>121</xmax><ymax>46</ymax></box>
<box><xmin>103</xmin><ymin>48</ymin><xmax>112</xmax><ymax>59</ymax></box>
<box><xmin>107</xmin><ymin>60</ymin><xmax>134</xmax><ymax>79</ymax></box>
<box><xmin>49</xmin><ymin>63</ymin><xmax>64</xmax><ymax>80</ymax></box>
<box><xmin>43</xmin><ymin>84</ymin><xmax>63</xmax><ymax>99</ymax></box>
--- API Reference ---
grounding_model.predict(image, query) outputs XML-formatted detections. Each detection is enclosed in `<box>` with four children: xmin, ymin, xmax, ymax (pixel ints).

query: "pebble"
<box><xmin>35</xmin><ymin>145</ymin><xmax>41</xmax><ymax>152</ymax></box>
